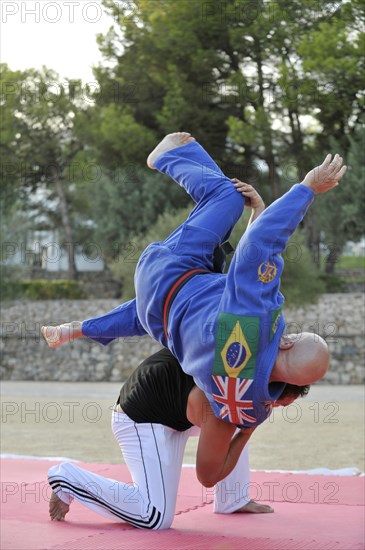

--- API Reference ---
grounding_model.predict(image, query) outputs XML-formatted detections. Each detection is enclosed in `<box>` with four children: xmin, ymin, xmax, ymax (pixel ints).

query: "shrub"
<box><xmin>319</xmin><ymin>274</ymin><xmax>348</xmax><ymax>293</ymax></box>
<box><xmin>0</xmin><ymin>279</ymin><xmax>24</xmax><ymax>301</ymax></box>
<box><xmin>280</xmin><ymin>231</ymin><xmax>325</xmax><ymax>306</ymax></box>
<box><xmin>0</xmin><ymin>279</ymin><xmax>85</xmax><ymax>301</ymax></box>
<box><xmin>111</xmin><ymin>206</ymin><xmax>193</xmax><ymax>300</ymax></box>
<box><xmin>337</xmin><ymin>256</ymin><xmax>365</xmax><ymax>270</ymax></box>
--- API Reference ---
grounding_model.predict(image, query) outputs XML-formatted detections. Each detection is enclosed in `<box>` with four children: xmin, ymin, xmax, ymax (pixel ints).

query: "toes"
<box><xmin>49</xmin><ymin>503</ymin><xmax>58</xmax><ymax>518</ymax></box>
<box><xmin>50</xmin><ymin>502</ymin><xmax>69</xmax><ymax>521</ymax></box>
<box><xmin>51</xmin><ymin>513</ymin><xmax>64</xmax><ymax>521</ymax></box>
<box><xmin>42</xmin><ymin>326</ymin><xmax>53</xmax><ymax>338</ymax></box>
<box><xmin>176</xmin><ymin>132</ymin><xmax>192</xmax><ymax>142</ymax></box>
<box><xmin>182</xmin><ymin>136</ymin><xmax>195</xmax><ymax>144</ymax></box>
<box><xmin>42</xmin><ymin>326</ymin><xmax>60</xmax><ymax>347</ymax></box>
<box><xmin>148</xmin><ymin>132</ymin><xmax>195</xmax><ymax>169</ymax></box>
<box><xmin>49</xmin><ymin>507</ymin><xmax>58</xmax><ymax>520</ymax></box>
<box><xmin>170</xmin><ymin>132</ymin><xmax>190</xmax><ymax>140</ymax></box>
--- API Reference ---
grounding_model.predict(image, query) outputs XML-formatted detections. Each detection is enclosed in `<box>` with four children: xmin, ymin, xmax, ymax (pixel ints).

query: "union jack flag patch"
<box><xmin>212</xmin><ymin>375</ymin><xmax>257</xmax><ymax>425</ymax></box>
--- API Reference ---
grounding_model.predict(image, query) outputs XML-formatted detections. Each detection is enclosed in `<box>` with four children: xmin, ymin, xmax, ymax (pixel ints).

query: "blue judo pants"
<box><xmin>83</xmin><ymin>140</ymin><xmax>246</xmax><ymax>346</ymax></box>
<box><xmin>154</xmin><ymin>141</ymin><xmax>245</xmax><ymax>269</ymax></box>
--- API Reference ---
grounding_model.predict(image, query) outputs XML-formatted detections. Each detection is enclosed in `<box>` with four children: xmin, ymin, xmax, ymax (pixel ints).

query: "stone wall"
<box><xmin>1</xmin><ymin>293</ymin><xmax>364</xmax><ymax>384</ymax></box>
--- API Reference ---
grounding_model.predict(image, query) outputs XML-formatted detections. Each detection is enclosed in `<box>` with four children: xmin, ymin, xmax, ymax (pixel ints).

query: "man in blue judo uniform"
<box><xmin>42</xmin><ymin>132</ymin><xmax>346</xmax><ymax>487</ymax></box>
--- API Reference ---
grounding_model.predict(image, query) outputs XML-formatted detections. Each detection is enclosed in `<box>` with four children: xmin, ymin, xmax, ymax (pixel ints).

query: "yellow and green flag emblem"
<box><xmin>213</xmin><ymin>313</ymin><xmax>259</xmax><ymax>379</ymax></box>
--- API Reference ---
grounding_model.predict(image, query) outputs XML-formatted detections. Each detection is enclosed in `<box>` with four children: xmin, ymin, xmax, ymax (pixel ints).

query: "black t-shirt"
<box><xmin>119</xmin><ymin>348</ymin><xmax>195</xmax><ymax>431</ymax></box>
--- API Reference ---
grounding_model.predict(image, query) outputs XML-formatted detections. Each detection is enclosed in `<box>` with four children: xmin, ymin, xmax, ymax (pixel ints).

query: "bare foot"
<box><xmin>235</xmin><ymin>499</ymin><xmax>274</xmax><ymax>514</ymax></box>
<box><xmin>41</xmin><ymin>322</ymin><xmax>82</xmax><ymax>348</ymax></box>
<box><xmin>41</xmin><ymin>326</ymin><xmax>63</xmax><ymax>348</ymax></box>
<box><xmin>49</xmin><ymin>491</ymin><xmax>70</xmax><ymax>521</ymax></box>
<box><xmin>147</xmin><ymin>132</ymin><xmax>196</xmax><ymax>169</ymax></box>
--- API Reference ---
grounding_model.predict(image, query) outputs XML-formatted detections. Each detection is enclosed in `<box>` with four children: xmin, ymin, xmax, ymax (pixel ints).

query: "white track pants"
<box><xmin>48</xmin><ymin>410</ymin><xmax>250</xmax><ymax>530</ymax></box>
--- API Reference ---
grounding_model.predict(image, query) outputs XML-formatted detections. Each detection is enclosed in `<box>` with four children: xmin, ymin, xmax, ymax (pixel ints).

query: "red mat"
<box><xmin>1</xmin><ymin>458</ymin><xmax>364</xmax><ymax>550</ymax></box>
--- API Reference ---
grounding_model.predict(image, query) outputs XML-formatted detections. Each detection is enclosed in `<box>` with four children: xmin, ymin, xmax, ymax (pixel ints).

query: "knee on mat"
<box><xmin>136</xmin><ymin>517</ymin><xmax>173</xmax><ymax>531</ymax></box>
<box><xmin>153</xmin><ymin>511</ymin><xmax>174</xmax><ymax>530</ymax></box>
<box><xmin>48</xmin><ymin>462</ymin><xmax>77</xmax><ymax>486</ymax></box>
<box><xmin>48</xmin><ymin>463</ymin><xmax>61</xmax><ymax>479</ymax></box>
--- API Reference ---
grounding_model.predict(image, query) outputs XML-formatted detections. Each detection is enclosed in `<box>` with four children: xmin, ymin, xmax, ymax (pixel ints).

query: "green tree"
<box><xmin>318</xmin><ymin>124</ymin><xmax>365</xmax><ymax>273</ymax></box>
<box><xmin>111</xmin><ymin>206</ymin><xmax>193</xmax><ymax>300</ymax></box>
<box><xmin>0</xmin><ymin>64</ymin><xmax>93</xmax><ymax>279</ymax></box>
<box><xmin>89</xmin><ymin>165</ymin><xmax>190</xmax><ymax>259</ymax></box>
<box><xmin>225</xmin><ymin>1</ymin><xmax>364</xmax><ymax>266</ymax></box>
<box><xmin>2</xmin><ymin>0</ymin><xmax>363</xmax><ymax>280</ymax></box>
<box><xmin>93</xmin><ymin>1</ymin><xmax>363</xmax><ymax>201</ymax></box>
<box><xmin>92</xmin><ymin>0</ymin><xmax>251</xmax><ymax>169</ymax></box>
<box><xmin>0</xmin><ymin>195</ymin><xmax>33</xmax><ymax>287</ymax></box>
<box><xmin>298</xmin><ymin>1</ymin><xmax>364</xmax><ymax>151</ymax></box>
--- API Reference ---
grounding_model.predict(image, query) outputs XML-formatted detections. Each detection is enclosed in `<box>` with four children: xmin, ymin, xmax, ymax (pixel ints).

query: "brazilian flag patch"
<box><xmin>213</xmin><ymin>313</ymin><xmax>260</xmax><ymax>379</ymax></box>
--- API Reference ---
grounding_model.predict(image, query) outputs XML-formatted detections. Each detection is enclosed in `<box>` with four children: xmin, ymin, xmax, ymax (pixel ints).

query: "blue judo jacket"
<box><xmin>84</xmin><ymin>182</ymin><xmax>314</xmax><ymax>427</ymax></box>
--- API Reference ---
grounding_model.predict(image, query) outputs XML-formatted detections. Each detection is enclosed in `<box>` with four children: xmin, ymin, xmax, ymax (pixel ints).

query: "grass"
<box><xmin>337</xmin><ymin>256</ymin><xmax>365</xmax><ymax>269</ymax></box>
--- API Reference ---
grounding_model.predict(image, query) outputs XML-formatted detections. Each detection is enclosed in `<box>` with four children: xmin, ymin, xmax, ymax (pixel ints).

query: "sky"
<box><xmin>1</xmin><ymin>0</ymin><xmax>115</xmax><ymax>82</ymax></box>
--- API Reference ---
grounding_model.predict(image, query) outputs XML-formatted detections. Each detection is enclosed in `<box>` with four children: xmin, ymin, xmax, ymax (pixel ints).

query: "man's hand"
<box><xmin>302</xmin><ymin>154</ymin><xmax>347</xmax><ymax>194</ymax></box>
<box><xmin>232</xmin><ymin>179</ymin><xmax>265</xmax><ymax>211</ymax></box>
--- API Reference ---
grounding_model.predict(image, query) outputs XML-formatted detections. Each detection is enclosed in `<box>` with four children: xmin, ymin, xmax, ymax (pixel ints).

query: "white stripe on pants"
<box><xmin>48</xmin><ymin>411</ymin><xmax>250</xmax><ymax>530</ymax></box>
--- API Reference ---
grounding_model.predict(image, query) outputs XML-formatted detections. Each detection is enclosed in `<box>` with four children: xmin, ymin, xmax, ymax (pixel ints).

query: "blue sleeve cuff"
<box><xmin>293</xmin><ymin>183</ymin><xmax>315</xmax><ymax>200</ymax></box>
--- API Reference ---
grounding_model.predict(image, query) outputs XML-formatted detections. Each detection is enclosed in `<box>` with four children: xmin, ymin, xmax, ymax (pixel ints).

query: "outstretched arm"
<box><xmin>187</xmin><ymin>387</ymin><xmax>256</xmax><ymax>487</ymax></box>
<box><xmin>237</xmin><ymin>154</ymin><xmax>347</xmax><ymax>258</ymax></box>
<box><xmin>82</xmin><ymin>299</ymin><xmax>147</xmax><ymax>345</ymax></box>
<box><xmin>225</xmin><ymin>154</ymin><xmax>347</xmax><ymax>313</ymax></box>
<box><xmin>41</xmin><ymin>298</ymin><xmax>147</xmax><ymax>348</ymax></box>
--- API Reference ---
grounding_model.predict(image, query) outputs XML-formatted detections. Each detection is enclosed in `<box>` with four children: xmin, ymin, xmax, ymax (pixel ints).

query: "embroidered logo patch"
<box><xmin>258</xmin><ymin>261</ymin><xmax>277</xmax><ymax>283</ymax></box>
<box><xmin>270</xmin><ymin>308</ymin><xmax>282</xmax><ymax>341</ymax></box>
<box><xmin>213</xmin><ymin>313</ymin><xmax>259</xmax><ymax>379</ymax></box>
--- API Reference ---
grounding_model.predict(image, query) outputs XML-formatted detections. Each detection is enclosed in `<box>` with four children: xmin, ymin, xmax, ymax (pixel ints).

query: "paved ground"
<box><xmin>1</xmin><ymin>382</ymin><xmax>364</xmax><ymax>471</ymax></box>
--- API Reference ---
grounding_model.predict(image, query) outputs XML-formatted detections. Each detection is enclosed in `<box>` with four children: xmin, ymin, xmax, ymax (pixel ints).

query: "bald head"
<box><xmin>271</xmin><ymin>332</ymin><xmax>330</xmax><ymax>385</ymax></box>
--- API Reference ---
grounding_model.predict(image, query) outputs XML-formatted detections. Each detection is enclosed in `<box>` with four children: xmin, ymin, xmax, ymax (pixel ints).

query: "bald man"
<box><xmin>43</xmin><ymin>133</ymin><xmax>346</xmax><ymax>487</ymax></box>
